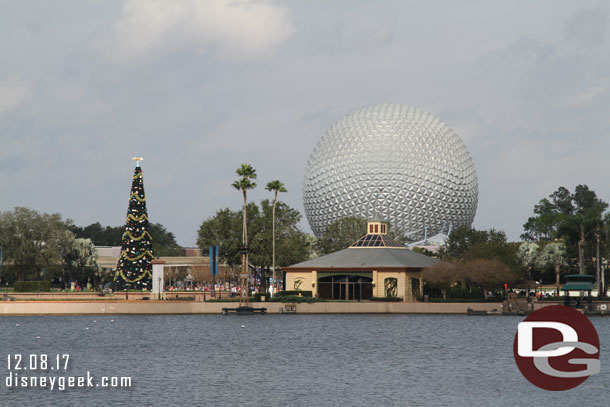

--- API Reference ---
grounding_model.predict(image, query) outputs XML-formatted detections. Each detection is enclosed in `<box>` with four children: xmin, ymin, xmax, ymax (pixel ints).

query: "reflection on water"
<box><xmin>0</xmin><ymin>315</ymin><xmax>608</xmax><ymax>406</ymax></box>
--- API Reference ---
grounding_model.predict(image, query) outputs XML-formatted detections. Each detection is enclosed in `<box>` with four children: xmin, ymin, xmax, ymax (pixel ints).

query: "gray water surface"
<box><xmin>0</xmin><ymin>315</ymin><xmax>608</xmax><ymax>406</ymax></box>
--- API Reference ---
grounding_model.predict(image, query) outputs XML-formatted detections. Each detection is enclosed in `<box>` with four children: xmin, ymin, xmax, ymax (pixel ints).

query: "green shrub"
<box><xmin>370</xmin><ymin>296</ymin><xmax>403</xmax><ymax>302</ymax></box>
<box><xmin>206</xmin><ymin>294</ymin><xmax>322</xmax><ymax>303</ymax></box>
<box><xmin>447</xmin><ymin>286</ymin><xmax>485</xmax><ymax>299</ymax></box>
<box><xmin>164</xmin><ymin>295</ymin><xmax>196</xmax><ymax>301</ymax></box>
<box><xmin>14</xmin><ymin>281</ymin><xmax>51</xmax><ymax>292</ymax></box>
<box><xmin>269</xmin><ymin>295</ymin><xmax>318</xmax><ymax>303</ymax></box>
<box><xmin>427</xmin><ymin>298</ymin><xmax>502</xmax><ymax>303</ymax></box>
<box><xmin>276</xmin><ymin>290</ymin><xmax>312</xmax><ymax>297</ymax></box>
<box><xmin>538</xmin><ymin>296</ymin><xmax>566</xmax><ymax>301</ymax></box>
<box><xmin>206</xmin><ymin>297</ymin><xmax>254</xmax><ymax>303</ymax></box>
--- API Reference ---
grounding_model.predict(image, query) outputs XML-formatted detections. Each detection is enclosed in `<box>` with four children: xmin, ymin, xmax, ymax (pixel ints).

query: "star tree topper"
<box><xmin>132</xmin><ymin>155</ymin><xmax>144</xmax><ymax>167</ymax></box>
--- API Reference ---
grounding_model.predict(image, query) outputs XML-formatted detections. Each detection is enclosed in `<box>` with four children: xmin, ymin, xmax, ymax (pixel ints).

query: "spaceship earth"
<box><xmin>303</xmin><ymin>104</ymin><xmax>478</xmax><ymax>240</ymax></box>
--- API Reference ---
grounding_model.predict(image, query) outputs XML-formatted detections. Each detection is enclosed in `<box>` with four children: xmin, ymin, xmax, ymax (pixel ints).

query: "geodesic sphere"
<box><xmin>303</xmin><ymin>104</ymin><xmax>478</xmax><ymax>240</ymax></box>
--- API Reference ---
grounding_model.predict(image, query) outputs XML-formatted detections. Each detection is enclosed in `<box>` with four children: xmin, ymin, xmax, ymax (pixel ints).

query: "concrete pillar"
<box><xmin>419</xmin><ymin>276</ymin><xmax>424</xmax><ymax>300</ymax></box>
<box><xmin>312</xmin><ymin>270</ymin><xmax>318</xmax><ymax>297</ymax></box>
<box><xmin>405</xmin><ymin>276</ymin><xmax>413</xmax><ymax>302</ymax></box>
<box><xmin>285</xmin><ymin>273</ymin><xmax>292</xmax><ymax>290</ymax></box>
<box><xmin>373</xmin><ymin>270</ymin><xmax>378</xmax><ymax>297</ymax></box>
<box><xmin>151</xmin><ymin>259</ymin><xmax>166</xmax><ymax>300</ymax></box>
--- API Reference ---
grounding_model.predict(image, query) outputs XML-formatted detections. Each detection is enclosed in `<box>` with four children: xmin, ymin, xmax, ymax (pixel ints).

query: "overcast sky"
<box><xmin>1</xmin><ymin>0</ymin><xmax>609</xmax><ymax>246</ymax></box>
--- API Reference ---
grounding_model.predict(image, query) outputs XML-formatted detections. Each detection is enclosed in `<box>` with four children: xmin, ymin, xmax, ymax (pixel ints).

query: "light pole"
<box><xmin>601</xmin><ymin>258</ymin><xmax>608</xmax><ymax>299</ymax></box>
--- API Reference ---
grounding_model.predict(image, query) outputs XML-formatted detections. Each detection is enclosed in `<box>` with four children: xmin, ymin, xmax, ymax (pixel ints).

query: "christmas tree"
<box><xmin>114</xmin><ymin>157</ymin><xmax>154</xmax><ymax>290</ymax></box>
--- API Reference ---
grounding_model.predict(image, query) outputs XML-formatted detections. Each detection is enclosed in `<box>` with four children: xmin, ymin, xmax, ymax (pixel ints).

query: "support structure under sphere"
<box><xmin>303</xmin><ymin>104</ymin><xmax>478</xmax><ymax>240</ymax></box>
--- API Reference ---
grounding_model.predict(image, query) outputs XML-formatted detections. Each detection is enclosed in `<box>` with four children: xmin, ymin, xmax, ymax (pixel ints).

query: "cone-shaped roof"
<box><xmin>350</xmin><ymin>233</ymin><xmax>404</xmax><ymax>248</ymax></box>
<box><xmin>349</xmin><ymin>220</ymin><xmax>403</xmax><ymax>247</ymax></box>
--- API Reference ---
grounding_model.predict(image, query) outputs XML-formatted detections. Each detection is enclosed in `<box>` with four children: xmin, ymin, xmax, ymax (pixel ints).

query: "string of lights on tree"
<box><xmin>114</xmin><ymin>157</ymin><xmax>154</xmax><ymax>290</ymax></box>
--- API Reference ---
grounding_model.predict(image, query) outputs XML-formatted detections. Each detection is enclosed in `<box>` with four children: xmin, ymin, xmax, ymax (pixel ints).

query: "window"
<box><xmin>318</xmin><ymin>275</ymin><xmax>373</xmax><ymax>300</ymax></box>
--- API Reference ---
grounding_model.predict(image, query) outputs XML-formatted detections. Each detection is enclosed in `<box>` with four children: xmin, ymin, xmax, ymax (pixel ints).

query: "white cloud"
<box><xmin>0</xmin><ymin>77</ymin><xmax>30</xmax><ymax>114</ymax></box>
<box><xmin>562</xmin><ymin>82</ymin><xmax>609</xmax><ymax>109</ymax></box>
<box><xmin>111</xmin><ymin>0</ymin><xmax>294</xmax><ymax>60</ymax></box>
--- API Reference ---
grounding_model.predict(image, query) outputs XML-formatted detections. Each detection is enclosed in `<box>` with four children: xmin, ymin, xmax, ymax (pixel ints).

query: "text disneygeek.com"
<box><xmin>3</xmin><ymin>354</ymin><xmax>132</xmax><ymax>391</ymax></box>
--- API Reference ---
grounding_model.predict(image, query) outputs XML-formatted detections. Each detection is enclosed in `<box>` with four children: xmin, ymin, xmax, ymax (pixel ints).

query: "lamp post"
<box><xmin>601</xmin><ymin>258</ymin><xmax>608</xmax><ymax>299</ymax></box>
<box><xmin>239</xmin><ymin>245</ymin><xmax>249</xmax><ymax>307</ymax></box>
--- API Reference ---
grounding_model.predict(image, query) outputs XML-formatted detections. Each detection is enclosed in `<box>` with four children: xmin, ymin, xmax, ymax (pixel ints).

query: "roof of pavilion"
<box><xmin>284</xmin><ymin>245</ymin><xmax>439</xmax><ymax>270</ymax></box>
<box><xmin>562</xmin><ymin>282</ymin><xmax>594</xmax><ymax>291</ymax></box>
<box><xmin>350</xmin><ymin>232</ymin><xmax>404</xmax><ymax>248</ymax></box>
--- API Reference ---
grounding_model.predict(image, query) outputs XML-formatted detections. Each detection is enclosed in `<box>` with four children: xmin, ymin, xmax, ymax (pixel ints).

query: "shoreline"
<box><xmin>0</xmin><ymin>300</ymin><xmax>527</xmax><ymax>316</ymax></box>
<box><xmin>2</xmin><ymin>299</ymin><xmax>608</xmax><ymax>316</ymax></box>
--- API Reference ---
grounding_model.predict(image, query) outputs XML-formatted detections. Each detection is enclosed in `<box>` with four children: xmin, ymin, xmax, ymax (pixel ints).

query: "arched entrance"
<box><xmin>318</xmin><ymin>275</ymin><xmax>373</xmax><ymax>300</ymax></box>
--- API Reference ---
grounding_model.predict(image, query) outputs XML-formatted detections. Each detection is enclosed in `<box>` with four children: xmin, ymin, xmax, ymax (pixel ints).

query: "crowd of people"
<box><xmin>58</xmin><ymin>279</ymin><xmax>282</xmax><ymax>294</ymax></box>
<box><xmin>166</xmin><ymin>282</ymin><xmax>281</xmax><ymax>294</ymax></box>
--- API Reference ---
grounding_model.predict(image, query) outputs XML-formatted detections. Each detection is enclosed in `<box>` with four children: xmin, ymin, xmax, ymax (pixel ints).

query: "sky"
<box><xmin>1</xmin><ymin>0</ymin><xmax>609</xmax><ymax>246</ymax></box>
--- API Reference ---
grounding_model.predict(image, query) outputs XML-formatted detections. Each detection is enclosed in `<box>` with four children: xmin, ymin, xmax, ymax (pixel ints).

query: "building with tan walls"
<box><xmin>95</xmin><ymin>247</ymin><xmax>233</xmax><ymax>284</ymax></box>
<box><xmin>283</xmin><ymin>220</ymin><xmax>439</xmax><ymax>301</ymax></box>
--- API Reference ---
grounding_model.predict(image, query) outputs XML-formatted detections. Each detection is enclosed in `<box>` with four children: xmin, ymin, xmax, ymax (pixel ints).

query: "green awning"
<box><xmin>562</xmin><ymin>282</ymin><xmax>594</xmax><ymax>291</ymax></box>
<box><xmin>564</xmin><ymin>274</ymin><xmax>595</xmax><ymax>282</ymax></box>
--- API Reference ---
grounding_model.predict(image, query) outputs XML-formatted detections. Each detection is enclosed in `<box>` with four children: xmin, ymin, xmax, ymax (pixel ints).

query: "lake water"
<box><xmin>0</xmin><ymin>314</ymin><xmax>608</xmax><ymax>406</ymax></box>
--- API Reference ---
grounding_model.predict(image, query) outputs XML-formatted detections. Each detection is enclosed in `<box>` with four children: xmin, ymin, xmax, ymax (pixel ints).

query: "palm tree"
<box><xmin>558</xmin><ymin>209</ymin><xmax>600</xmax><ymax>275</ymax></box>
<box><xmin>595</xmin><ymin>224</ymin><xmax>601</xmax><ymax>298</ymax></box>
<box><xmin>232</xmin><ymin>164</ymin><xmax>257</xmax><ymax>304</ymax></box>
<box><xmin>265</xmin><ymin>180</ymin><xmax>287</xmax><ymax>296</ymax></box>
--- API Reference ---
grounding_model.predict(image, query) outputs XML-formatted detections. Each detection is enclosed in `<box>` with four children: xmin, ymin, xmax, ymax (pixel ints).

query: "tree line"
<box><xmin>69</xmin><ymin>222</ymin><xmax>182</xmax><ymax>256</ymax></box>
<box><xmin>422</xmin><ymin>226</ymin><xmax>521</xmax><ymax>299</ymax></box>
<box><xmin>0</xmin><ymin>207</ymin><xmax>98</xmax><ymax>286</ymax></box>
<box><xmin>423</xmin><ymin>184</ymin><xmax>610</xmax><ymax>299</ymax></box>
<box><xmin>197</xmin><ymin>200</ymin><xmax>311</xmax><ymax>291</ymax></box>
<box><xmin>519</xmin><ymin>184</ymin><xmax>608</xmax><ymax>296</ymax></box>
<box><xmin>0</xmin><ymin>207</ymin><xmax>183</xmax><ymax>286</ymax></box>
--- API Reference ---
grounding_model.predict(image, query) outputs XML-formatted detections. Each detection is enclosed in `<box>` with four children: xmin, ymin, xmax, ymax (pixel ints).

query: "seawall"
<box><xmin>0</xmin><ymin>301</ymin><xmax>506</xmax><ymax>315</ymax></box>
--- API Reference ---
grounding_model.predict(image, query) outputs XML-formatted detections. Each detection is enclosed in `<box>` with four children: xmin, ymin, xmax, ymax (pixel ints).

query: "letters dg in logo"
<box><xmin>513</xmin><ymin>305</ymin><xmax>600</xmax><ymax>391</ymax></box>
